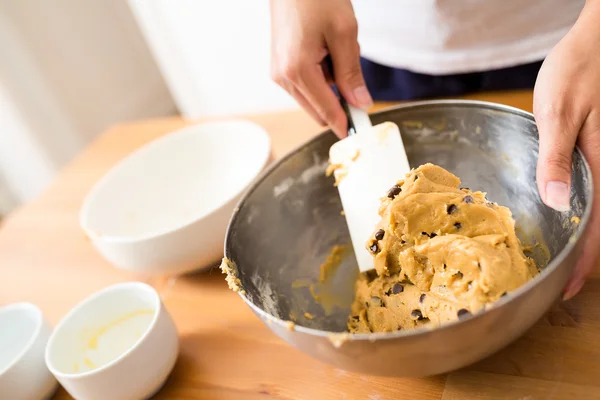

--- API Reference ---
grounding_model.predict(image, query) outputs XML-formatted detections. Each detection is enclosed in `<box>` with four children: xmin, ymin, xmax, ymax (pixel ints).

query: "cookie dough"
<box><xmin>347</xmin><ymin>163</ymin><xmax>539</xmax><ymax>333</ymax></box>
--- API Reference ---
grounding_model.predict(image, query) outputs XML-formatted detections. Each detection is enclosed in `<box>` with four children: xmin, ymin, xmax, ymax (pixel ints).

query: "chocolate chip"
<box><xmin>463</xmin><ymin>195</ymin><xmax>474</xmax><ymax>204</ymax></box>
<box><xmin>454</xmin><ymin>222</ymin><xmax>462</xmax><ymax>230</ymax></box>
<box><xmin>419</xmin><ymin>293</ymin><xmax>426</xmax><ymax>303</ymax></box>
<box><xmin>370</xmin><ymin>296</ymin><xmax>382</xmax><ymax>307</ymax></box>
<box><xmin>387</xmin><ymin>184</ymin><xmax>402</xmax><ymax>199</ymax></box>
<box><xmin>447</xmin><ymin>204</ymin><xmax>458</xmax><ymax>214</ymax></box>
<box><xmin>430</xmin><ymin>232</ymin><xmax>437</xmax><ymax>238</ymax></box>
<box><xmin>443</xmin><ymin>264</ymin><xmax>447</xmax><ymax>270</ymax></box>
<box><xmin>421</xmin><ymin>231</ymin><xmax>429</xmax><ymax>237</ymax></box>
<box><xmin>392</xmin><ymin>283</ymin><xmax>404</xmax><ymax>294</ymax></box>
<box><xmin>410</xmin><ymin>309</ymin><xmax>424</xmax><ymax>321</ymax></box>
<box><xmin>375</xmin><ymin>229</ymin><xmax>385</xmax><ymax>240</ymax></box>
<box><xmin>454</xmin><ymin>271</ymin><xmax>463</xmax><ymax>279</ymax></box>
<box><xmin>400</xmin><ymin>240</ymin><xmax>406</xmax><ymax>244</ymax></box>
<box><xmin>501</xmin><ymin>291</ymin><xmax>508</xmax><ymax>297</ymax></box>
<box><xmin>397</xmin><ymin>326</ymin><xmax>402</xmax><ymax>331</ymax></box>
<box><xmin>369</xmin><ymin>242</ymin><xmax>379</xmax><ymax>254</ymax></box>
<box><xmin>365</xmin><ymin>269</ymin><xmax>378</xmax><ymax>283</ymax></box>
<box><xmin>457</xmin><ymin>308</ymin><xmax>470</xmax><ymax>319</ymax></box>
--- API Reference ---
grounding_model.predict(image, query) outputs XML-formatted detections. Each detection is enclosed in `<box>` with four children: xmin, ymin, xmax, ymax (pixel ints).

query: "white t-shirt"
<box><xmin>352</xmin><ymin>0</ymin><xmax>586</xmax><ymax>75</ymax></box>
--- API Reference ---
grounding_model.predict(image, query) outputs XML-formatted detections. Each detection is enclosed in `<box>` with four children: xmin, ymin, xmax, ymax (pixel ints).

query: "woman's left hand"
<box><xmin>534</xmin><ymin>0</ymin><xmax>600</xmax><ymax>300</ymax></box>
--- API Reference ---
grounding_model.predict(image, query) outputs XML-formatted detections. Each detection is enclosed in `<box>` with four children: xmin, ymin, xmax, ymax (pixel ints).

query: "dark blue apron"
<box><xmin>360</xmin><ymin>57</ymin><xmax>543</xmax><ymax>101</ymax></box>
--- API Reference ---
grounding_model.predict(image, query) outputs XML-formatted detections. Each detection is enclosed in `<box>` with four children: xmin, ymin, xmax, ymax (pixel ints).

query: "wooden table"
<box><xmin>1</xmin><ymin>90</ymin><xmax>599</xmax><ymax>399</ymax></box>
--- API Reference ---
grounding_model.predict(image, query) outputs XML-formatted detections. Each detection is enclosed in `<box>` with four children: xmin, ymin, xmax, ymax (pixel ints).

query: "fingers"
<box><xmin>325</xmin><ymin>20</ymin><xmax>372</xmax><ymax>110</ymax></box>
<box><xmin>563</xmin><ymin>257</ymin><xmax>590</xmax><ymax>300</ymax></box>
<box><xmin>295</xmin><ymin>63</ymin><xmax>348</xmax><ymax>138</ymax></box>
<box><xmin>273</xmin><ymin>58</ymin><xmax>348</xmax><ymax>138</ymax></box>
<box><xmin>563</xmin><ymin>113</ymin><xmax>600</xmax><ymax>299</ymax></box>
<box><xmin>534</xmin><ymin>101</ymin><xmax>582</xmax><ymax>212</ymax></box>
<box><xmin>282</xmin><ymin>80</ymin><xmax>326</xmax><ymax>127</ymax></box>
<box><xmin>533</xmin><ymin>58</ymin><xmax>598</xmax><ymax>300</ymax></box>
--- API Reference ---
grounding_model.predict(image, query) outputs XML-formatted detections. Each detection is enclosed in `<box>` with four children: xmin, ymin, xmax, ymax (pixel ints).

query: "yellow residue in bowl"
<box><xmin>76</xmin><ymin>308</ymin><xmax>155</xmax><ymax>373</ymax></box>
<box><xmin>83</xmin><ymin>357</ymin><xmax>96</xmax><ymax>369</ymax></box>
<box><xmin>87</xmin><ymin>309</ymin><xmax>154</xmax><ymax>350</ymax></box>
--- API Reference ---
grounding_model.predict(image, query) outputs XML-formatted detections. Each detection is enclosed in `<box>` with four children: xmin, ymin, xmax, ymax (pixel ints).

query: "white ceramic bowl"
<box><xmin>45</xmin><ymin>282</ymin><xmax>179</xmax><ymax>400</ymax></box>
<box><xmin>0</xmin><ymin>302</ymin><xmax>58</xmax><ymax>400</ymax></box>
<box><xmin>80</xmin><ymin>119</ymin><xmax>271</xmax><ymax>275</ymax></box>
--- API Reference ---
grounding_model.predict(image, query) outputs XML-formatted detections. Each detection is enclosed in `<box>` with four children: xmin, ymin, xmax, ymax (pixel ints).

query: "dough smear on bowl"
<box><xmin>347</xmin><ymin>163</ymin><xmax>539</xmax><ymax>333</ymax></box>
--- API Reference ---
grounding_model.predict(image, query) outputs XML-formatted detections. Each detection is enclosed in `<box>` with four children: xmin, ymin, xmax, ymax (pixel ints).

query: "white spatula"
<box><xmin>328</xmin><ymin>82</ymin><xmax>411</xmax><ymax>273</ymax></box>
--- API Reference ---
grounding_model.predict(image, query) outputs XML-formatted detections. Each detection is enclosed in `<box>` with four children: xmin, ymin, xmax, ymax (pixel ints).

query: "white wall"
<box><xmin>0</xmin><ymin>0</ymin><xmax>177</xmax><ymax>208</ymax></box>
<box><xmin>128</xmin><ymin>0</ymin><xmax>298</xmax><ymax>118</ymax></box>
<box><xmin>0</xmin><ymin>0</ymin><xmax>297</xmax><ymax>210</ymax></box>
<box><xmin>0</xmin><ymin>81</ymin><xmax>54</xmax><ymax>208</ymax></box>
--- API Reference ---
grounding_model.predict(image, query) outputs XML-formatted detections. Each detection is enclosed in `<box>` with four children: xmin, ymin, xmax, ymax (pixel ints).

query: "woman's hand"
<box><xmin>269</xmin><ymin>0</ymin><xmax>372</xmax><ymax>138</ymax></box>
<box><xmin>534</xmin><ymin>0</ymin><xmax>600</xmax><ymax>300</ymax></box>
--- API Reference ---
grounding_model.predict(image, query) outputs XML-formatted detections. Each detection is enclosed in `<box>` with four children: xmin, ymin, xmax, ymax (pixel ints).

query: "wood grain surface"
<box><xmin>1</xmin><ymin>90</ymin><xmax>599</xmax><ymax>399</ymax></box>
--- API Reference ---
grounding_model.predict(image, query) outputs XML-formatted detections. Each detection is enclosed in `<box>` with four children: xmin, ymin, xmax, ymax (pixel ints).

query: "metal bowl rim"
<box><xmin>224</xmin><ymin>99</ymin><xmax>594</xmax><ymax>342</ymax></box>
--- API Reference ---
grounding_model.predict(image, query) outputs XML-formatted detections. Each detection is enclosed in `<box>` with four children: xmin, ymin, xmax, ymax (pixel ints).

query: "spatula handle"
<box><xmin>323</xmin><ymin>55</ymin><xmax>373</xmax><ymax>137</ymax></box>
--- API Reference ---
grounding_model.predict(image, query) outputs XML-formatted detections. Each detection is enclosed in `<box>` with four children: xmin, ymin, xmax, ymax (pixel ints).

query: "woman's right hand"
<box><xmin>269</xmin><ymin>0</ymin><xmax>372</xmax><ymax>138</ymax></box>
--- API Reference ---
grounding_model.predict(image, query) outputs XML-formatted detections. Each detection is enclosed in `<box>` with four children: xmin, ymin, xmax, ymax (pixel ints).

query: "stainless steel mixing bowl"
<box><xmin>223</xmin><ymin>100</ymin><xmax>592</xmax><ymax>377</ymax></box>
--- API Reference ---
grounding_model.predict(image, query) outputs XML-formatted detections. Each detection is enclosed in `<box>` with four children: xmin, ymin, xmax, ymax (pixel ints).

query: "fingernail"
<box><xmin>545</xmin><ymin>181</ymin><xmax>570</xmax><ymax>212</ymax></box>
<box><xmin>563</xmin><ymin>278</ymin><xmax>584</xmax><ymax>301</ymax></box>
<box><xmin>353</xmin><ymin>86</ymin><xmax>373</xmax><ymax>110</ymax></box>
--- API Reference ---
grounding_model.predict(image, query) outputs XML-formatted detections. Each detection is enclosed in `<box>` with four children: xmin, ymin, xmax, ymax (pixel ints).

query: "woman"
<box><xmin>269</xmin><ymin>0</ymin><xmax>599</xmax><ymax>300</ymax></box>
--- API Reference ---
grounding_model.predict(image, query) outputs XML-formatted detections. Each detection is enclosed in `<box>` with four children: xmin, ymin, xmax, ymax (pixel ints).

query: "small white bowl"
<box><xmin>80</xmin><ymin>119</ymin><xmax>271</xmax><ymax>275</ymax></box>
<box><xmin>0</xmin><ymin>302</ymin><xmax>58</xmax><ymax>400</ymax></box>
<box><xmin>45</xmin><ymin>282</ymin><xmax>179</xmax><ymax>400</ymax></box>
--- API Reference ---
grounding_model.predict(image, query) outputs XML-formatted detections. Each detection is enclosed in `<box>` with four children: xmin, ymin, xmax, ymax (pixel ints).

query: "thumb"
<box><xmin>326</xmin><ymin>26</ymin><xmax>372</xmax><ymax>110</ymax></box>
<box><xmin>535</xmin><ymin>103</ymin><xmax>581</xmax><ymax>211</ymax></box>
